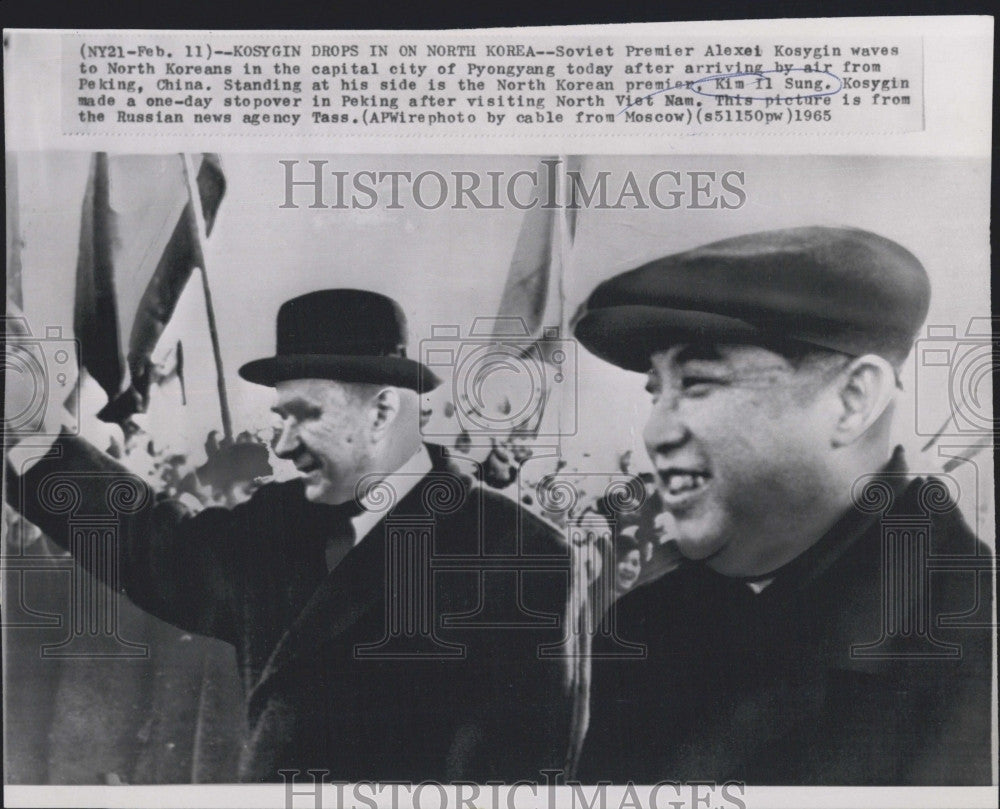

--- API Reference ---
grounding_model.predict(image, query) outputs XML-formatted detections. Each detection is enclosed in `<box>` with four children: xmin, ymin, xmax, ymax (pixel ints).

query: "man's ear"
<box><xmin>370</xmin><ymin>387</ymin><xmax>401</xmax><ymax>438</ymax></box>
<box><xmin>831</xmin><ymin>354</ymin><xmax>897</xmax><ymax>447</ymax></box>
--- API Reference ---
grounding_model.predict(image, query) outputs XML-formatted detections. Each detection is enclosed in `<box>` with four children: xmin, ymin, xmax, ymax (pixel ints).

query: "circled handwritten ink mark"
<box><xmin>617</xmin><ymin>68</ymin><xmax>843</xmax><ymax>115</ymax></box>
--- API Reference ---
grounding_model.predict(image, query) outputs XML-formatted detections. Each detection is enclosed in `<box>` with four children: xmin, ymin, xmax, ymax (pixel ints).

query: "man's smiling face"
<box><xmin>271</xmin><ymin>379</ymin><xmax>373</xmax><ymax>505</ymax></box>
<box><xmin>642</xmin><ymin>342</ymin><xmax>839</xmax><ymax>575</ymax></box>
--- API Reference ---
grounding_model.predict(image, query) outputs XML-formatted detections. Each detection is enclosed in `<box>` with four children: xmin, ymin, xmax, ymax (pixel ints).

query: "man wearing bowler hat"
<box><xmin>572</xmin><ymin>227</ymin><xmax>993</xmax><ymax>784</ymax></box>
<box><xmin>7</xmin><ymin>289</ymin><xmax>573</xmax><ymax>783</ymax></box>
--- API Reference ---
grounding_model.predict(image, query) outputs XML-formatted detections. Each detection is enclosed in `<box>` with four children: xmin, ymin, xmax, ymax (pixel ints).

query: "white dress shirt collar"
<box><xmin>350</xmin><ymin>443</ymin><xmax>433</xmax><ymax>545</ymax></box>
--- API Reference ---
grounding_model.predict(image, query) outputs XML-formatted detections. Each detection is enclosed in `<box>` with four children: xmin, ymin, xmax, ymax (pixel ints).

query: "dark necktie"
<box><xmin>325</xmin><ymin>499</ymin><xmax>363</xmax><ymax>573</ymax></box>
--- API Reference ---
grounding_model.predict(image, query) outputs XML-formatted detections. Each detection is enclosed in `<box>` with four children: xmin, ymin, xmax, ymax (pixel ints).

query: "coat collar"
<box><xmin>350</xmin><ymin>443</ymin><xmax>433</xmax><ymax>544</ymax></box>
<box><xmin>677</xmin><ymin>447</ymin><xmax>918</xmax><ymax>676</ymax></box>
<box><xmin>734</xmin><ymin>445</ymin><xmax>911</xmax><ymax>599</ymax></box>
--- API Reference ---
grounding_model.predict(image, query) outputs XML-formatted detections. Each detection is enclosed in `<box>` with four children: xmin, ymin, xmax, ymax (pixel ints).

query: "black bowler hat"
<box><xmin>239</xmin><ymin>289</ymin><xmax>442</xmax><ymax>392</ymax></box>
<box><xmin>572</xmin><ymin>227</ymin><xmax>931</xmax><ymax>371</ymax></box>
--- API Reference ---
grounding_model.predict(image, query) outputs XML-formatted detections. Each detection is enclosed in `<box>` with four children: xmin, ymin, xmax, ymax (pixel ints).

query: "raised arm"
<box><xmin>8</xmin><ymin>432</ymin><xmax>245</xmax><ymax>643</ymax></box>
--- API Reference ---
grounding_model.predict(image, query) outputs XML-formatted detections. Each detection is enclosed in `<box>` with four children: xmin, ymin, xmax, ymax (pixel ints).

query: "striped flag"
<box><xmin>74</xmin><ymin>153</ymin><xmax>225</xmax><ymax>424</ymax></box>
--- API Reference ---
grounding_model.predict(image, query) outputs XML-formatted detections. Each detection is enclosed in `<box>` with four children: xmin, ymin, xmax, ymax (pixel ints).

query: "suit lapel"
<box><xmin>247</xmin><ymin>452</ymin><xmax>462</xmax><ymax>712</ymax></box>
<box><xmin>246</xmin><ymin>524</ymin><xmax>387</xmax><ymax>711</ymax></box>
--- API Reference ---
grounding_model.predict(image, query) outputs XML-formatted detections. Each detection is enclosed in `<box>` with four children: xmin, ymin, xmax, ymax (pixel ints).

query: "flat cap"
<box><xmin>572</xmin><ymin>226</ymin><xmax>930</xmax><ymax>371</ymax></box>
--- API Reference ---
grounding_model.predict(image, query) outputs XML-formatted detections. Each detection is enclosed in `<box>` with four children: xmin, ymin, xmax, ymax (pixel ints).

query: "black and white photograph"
<box><xmin>3</xmin><ymin>21</ymin><xmax>996</xmax><ymax>809</ymax></box>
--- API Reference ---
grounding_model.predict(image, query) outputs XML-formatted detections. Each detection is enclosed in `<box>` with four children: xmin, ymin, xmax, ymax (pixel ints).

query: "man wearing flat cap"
<box><xmin>6</xmin><ymin>289</ymin><xmax>573</xmax><ymax>783</ymax></box>
<box><xmin>573</xmin><ymin>227</ymin><xmax>993</xmax><ymax>784</ymax></box>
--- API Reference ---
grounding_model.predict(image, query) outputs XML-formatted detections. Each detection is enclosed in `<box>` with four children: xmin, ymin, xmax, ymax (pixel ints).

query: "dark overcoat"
<box><xmin>15</xmin><ymin>437</ymin><xmax>574</xmax><ymax>783</ymax></box>
<box><xmin>579</xmin><ymin>450</ymin><xmax>994</xmax><ymax>785</ymax></box>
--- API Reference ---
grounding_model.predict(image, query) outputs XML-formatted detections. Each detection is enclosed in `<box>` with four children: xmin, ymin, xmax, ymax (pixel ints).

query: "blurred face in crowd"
<box><xmin>642</xmin><ymin>342</ymin><xmax>842</xmax><ymax>576</ymax></box>
<box><xmin>615</xmin><ymin>549</ymin><xmax>642</xmax><ymax>593</ymax></box>
<box><xmin>272</xmin><ymin>379</ymin><xmax>375</xmax><ymax>505</ymax></box>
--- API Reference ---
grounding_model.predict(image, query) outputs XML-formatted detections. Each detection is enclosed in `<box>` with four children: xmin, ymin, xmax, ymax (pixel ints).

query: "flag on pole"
<box><xmin>74</xmin><ymin>153</ymin><xmax>225</xmax><ymax>424</ymax></box>
<box><xmin>491</xmin><ymin>158</ymin><xmax>561</xmax><ymax>338</ymax></box>
<box><xmin>501</xmin><ymin>156</ymin><xmax>576</xmax><ymax>438</ymax></box>
<box><xmin>441</xmin><ymin>158</ymin><xmax>568</xmax><ymax>452</ymax></box>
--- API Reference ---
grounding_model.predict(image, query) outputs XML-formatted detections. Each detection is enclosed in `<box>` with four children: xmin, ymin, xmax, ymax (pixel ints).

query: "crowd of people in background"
<box><xmin>102</xmin><ymin>423</ymin><xmax>275</xmax><ymax>513</ymax></box>
<box><xmin>6</xmin><ymin>408</ymin><xmax>681</xmax><ymax>610</ymax></box>
<box><xmin>449</xmin><ymin>431</ymin><xmax>685</xmax><ymax>600</ymax></box>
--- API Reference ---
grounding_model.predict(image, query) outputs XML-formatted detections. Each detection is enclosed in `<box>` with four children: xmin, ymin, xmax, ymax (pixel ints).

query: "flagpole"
<box><xmin>175</xmin><ymin>339</ymin><xmax>187</xmax><ymax>406</ymax></box>
<box><xmin>6</xmin><ymin>153</ymin><xmax>24</xmax><ymax>308</ymax></box>
<box><xmin>551</xmin><ymin>154</ymin><xmax>592</xmax><ymax>780</ymax></box>
<box><xmin>180</xmin><ymin>154</ymin><xmax>233</xmax><ymax>443</ymax></box>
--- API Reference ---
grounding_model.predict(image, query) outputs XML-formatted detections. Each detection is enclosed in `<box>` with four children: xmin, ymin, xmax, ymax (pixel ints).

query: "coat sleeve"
<box><xmin>8</xmin><ymin>433</ymin><xmax>245</xmax><ymax>643</ymax></box>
